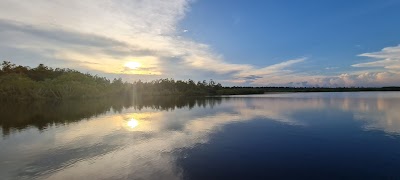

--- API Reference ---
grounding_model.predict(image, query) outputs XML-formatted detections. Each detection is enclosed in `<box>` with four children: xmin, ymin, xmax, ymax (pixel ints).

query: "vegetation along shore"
<box><xmin>1</xmin><ymin>61</ymin><xmax>399</xmax><ymax>101</ymax></box>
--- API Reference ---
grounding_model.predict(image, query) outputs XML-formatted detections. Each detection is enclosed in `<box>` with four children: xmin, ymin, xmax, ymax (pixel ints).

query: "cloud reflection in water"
<box><xmin>1</xmin><ymin>92</ymin><xmax>400</xmax><ymax>179</ymax></box>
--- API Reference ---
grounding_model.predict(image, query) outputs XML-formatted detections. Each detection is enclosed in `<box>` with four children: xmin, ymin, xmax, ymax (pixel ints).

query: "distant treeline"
<box><xmin>1</xmin><ymin>61</ymin><xmax>399</xmax><ymax>101</ymax></box>
<box><xmin>132</xmin><ymin>79</ymin><xmax>264</xmax><ymax>96</ymax></box>
<box><xmin>222</xmin><ymin>86</ymin><xmax>400</xmax><ymax>92</ymax></box>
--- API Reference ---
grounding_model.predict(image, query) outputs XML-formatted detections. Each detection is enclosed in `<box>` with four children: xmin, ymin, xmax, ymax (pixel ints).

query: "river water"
<box><xmin>1</xmin><ymin>92</ymin><xmax>400</xmax><ymax>179</ymax></box>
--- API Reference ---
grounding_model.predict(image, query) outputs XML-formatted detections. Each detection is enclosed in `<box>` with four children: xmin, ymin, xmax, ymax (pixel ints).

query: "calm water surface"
<box><xmin>1</xmin><ymin>92</ymin><xmax>400</xmax><ymax>179</ymax></box>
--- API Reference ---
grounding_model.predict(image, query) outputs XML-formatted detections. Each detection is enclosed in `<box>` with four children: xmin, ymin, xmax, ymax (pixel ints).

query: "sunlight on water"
<box><xmin>127</xmin><ymin>118</ymin><xmax>139</xmax><ymax>129</ymax></box>
<box><xmin>2</xmin><ymin>92</ymin><xmax>400</xmax><ymax>179</ymax></box>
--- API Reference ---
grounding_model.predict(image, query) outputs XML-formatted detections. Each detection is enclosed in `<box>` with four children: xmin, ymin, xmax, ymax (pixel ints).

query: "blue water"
<box><xmin>1</xmin><ymin>92</ymin><xmax>400</xmax><ymax>179</ymax></box>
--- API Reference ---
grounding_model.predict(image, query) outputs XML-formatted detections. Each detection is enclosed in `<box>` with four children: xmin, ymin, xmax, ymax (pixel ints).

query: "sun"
<box><xmin>127</xmin><ymin>118</ymin><xmax>139</xmax><ymax>128</ymax></box>
<box><xmin>125</xmin><ymin>61</ymin><xmax>141</xmax><ymax>70</ymax></box>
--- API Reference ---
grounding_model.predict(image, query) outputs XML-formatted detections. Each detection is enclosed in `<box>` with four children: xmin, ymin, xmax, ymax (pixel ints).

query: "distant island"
<box><xmin>1</xmin><ymin>61</ymin><xmax>399</xmax><ymax>101</ymax></box>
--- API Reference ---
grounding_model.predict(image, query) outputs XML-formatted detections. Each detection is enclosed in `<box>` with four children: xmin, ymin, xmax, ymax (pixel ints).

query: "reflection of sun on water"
<box><xmin>121</xmin><ymin>113</ymin><xmax>157</xmax><ymax>132</ymax></box>
<box><xmin>127</xmin><ymin>118</ymin><xmax>139</xmax><ymax>128</ymax></box>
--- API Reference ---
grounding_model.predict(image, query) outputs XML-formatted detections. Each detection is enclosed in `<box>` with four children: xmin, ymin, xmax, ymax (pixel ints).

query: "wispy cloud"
<box><xmin>325</xmin><ymin>67</ymin><xmax>338</xmax><ymax>70</ymax></box>
<box><xmin>0</xmin><ymin>0</ymin><xmax>189</xmax><ymax>76</ymax></box>
<box><xmin>227</xmin><ymin>58</ymin><xmax>306</xmax><ymax>84</ymax></box>
<box><xmin>353</xmin><ymin>45</ymin><xmax>400</xmax><ymax>70</ymax></box>
<box><xmin>0</xmin><ymin>0</ymin><xmax>309</xmax><ymax>84</ymax></box>
<box><xmin>254</xmin><ymin>45</ymin><xmax>400</xmax><ymax>87</ymax></box>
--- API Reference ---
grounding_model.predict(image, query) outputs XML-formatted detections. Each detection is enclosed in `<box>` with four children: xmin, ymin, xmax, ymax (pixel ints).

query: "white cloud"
<box><xmin>224</xmin><ymin>58</ymin><xmax>306</xmax><ymax>84</ymax></box>
<box><xmin>314</xmin><ymin>72</ymin><xmax>400</xmax><ymax>87</ymax></box>
<box><xmin>353</xmin><ymin>44</ymin><xmax>400</xmax><ymax>70</ymax></box>
<box><xmin>249</xmin><ymin>45</ymin><xmax>400</xmax><ymax>87</ymax></box>
<box><xmin>242</xmin><ymin>58</ymin><xmax>305</xmax><ymax>76</ymax></box>
<box><xmin>0</xmin><ymin>0</ymin><xmax>309</xmax><ymax>84</ymax></box>
<box><xmin>0</xmin><ymin>0</ymin><xmax>189</xmax><ymax>75</ymax></box>
<box><xmin>0</xmin><ymin>0</ymin><xmax>188</xmax><ymax>36</ymax></box>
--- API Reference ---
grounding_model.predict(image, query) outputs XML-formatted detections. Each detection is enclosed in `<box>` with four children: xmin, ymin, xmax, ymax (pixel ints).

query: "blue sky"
<box><xmin>182</xmin><ymin>0</ymin><xmax>400</xmax><ymax>67</ymax></box>
<box><xmin>1</xmin><ymin>0</ymin><xmax>400</xmax><ymax>86</ymax></box>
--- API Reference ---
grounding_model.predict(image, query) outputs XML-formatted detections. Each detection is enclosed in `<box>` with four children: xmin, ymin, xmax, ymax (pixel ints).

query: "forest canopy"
<box><xmin>0</xmin><ymin>61</ymin><xmax>135</xmax><ymax>100</ymax></box>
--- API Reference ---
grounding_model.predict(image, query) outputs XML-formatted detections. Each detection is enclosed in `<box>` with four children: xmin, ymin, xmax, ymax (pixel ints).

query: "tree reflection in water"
<box><xmin>0</xmin><ymin>96</ymin><xmax>222</xmax><ymax>136</ymax></box>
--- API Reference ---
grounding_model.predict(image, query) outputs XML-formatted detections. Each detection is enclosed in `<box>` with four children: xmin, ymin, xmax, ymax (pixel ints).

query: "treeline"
<box><xmin>223</xmin><ymin>86</ymin><xmax>400</xmax><ymax>92</ymax></box>
<box><xmin>0</xmin><ymin>61</ymin><xmax>133</xmax><ymax>100</ymax></box>
<box><xmin>0</xmin><ymin>61</ymin><xmax>263</xmax><ymax>101</ymax></box>
<box><xmin>2</xmin><ymin>61</ymin><xmax>399</xmax><ymax>101</ymax></box>
<box><xmin>133</xmin><ymin>79</ymin><xmax>264</xmax><ymax>96</ymax></box>
<box><xmin>133</xmin><ymin>79</ymin><xmax>222</xmax><ymax>96</ymax></box>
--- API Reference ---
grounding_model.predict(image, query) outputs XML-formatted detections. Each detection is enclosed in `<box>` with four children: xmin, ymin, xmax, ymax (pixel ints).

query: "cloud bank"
<box><xmin>255</xmin><ymin>45</ymin><xmax>400</xmax><ymax>87</ymax></box>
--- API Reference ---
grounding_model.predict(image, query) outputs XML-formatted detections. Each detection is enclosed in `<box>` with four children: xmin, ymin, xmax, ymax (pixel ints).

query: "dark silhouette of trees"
<box><xmin>131</xmin><ymin>78</ymin><xmax>226</xmax><ymax>96</ymax></box>
<box><xmin>0</xmin><ymin>61</ymin><xmax>134</xmax><ymax>100</ymax></box>
<box><xmin>3</xmin><ymin>61</ymin><xmax>395</xmax><ymax>101</ymax></box>
<box><xmin>0</xmin><ymin>61</ymin><xmax>247</xmax><ymax>100</ymax></box>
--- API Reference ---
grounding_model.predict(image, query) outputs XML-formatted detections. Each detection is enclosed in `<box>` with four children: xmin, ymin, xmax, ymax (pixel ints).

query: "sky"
<box><xmin>0</xmin><ymin>0</ymin><xmax>400</xmax><ymax>87</ymax></box>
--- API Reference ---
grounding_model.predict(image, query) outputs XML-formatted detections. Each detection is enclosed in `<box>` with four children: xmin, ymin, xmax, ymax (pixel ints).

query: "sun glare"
<box><xmin>125</xmin><ymin>61</ymin><xmax>141</xmax><ymax>70</ymax></box>
<box><xmin>127</xmin><ymin>118</ymin><xmax>139</xmax><ymax>128</ymax></box>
